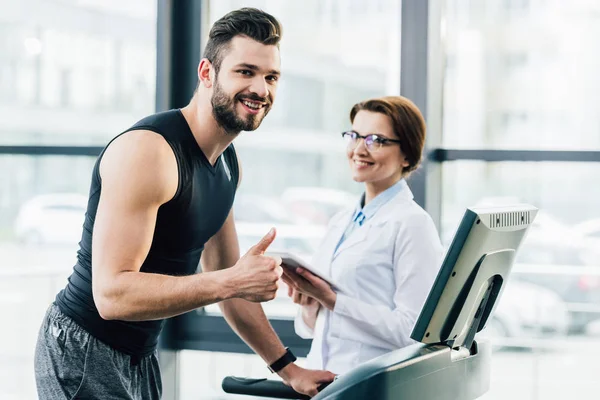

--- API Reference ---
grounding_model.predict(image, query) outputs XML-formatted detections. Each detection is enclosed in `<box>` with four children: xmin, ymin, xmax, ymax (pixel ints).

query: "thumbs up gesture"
<box><xmin>231</xmin><ymin>228</ymin><xmax>284</xmax><ymax>302</ymax></box>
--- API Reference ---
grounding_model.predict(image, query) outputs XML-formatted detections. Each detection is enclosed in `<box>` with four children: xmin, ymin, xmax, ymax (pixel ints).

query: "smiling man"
<box><xmin>34</xmin><ymin>8</ymin><xmax>334</xmax><ymax>400</ymax></box>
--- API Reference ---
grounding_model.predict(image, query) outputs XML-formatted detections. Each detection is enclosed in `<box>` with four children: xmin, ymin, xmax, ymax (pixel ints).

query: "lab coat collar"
<box><xmin>330</xmin><ymin>181</ymin><xmax>414</xmax><ymax>259</ymax></box>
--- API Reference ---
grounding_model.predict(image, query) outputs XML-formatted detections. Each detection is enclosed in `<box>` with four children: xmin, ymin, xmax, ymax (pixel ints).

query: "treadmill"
<box><xmin>223</xmin><ymin>204</ymin><xmax>538</xmax><ymax>399</ymax></box>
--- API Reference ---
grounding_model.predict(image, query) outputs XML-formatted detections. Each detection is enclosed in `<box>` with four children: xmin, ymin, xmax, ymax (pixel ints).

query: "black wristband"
<box><xmin>268</xmin><ymin>347</ymin><xmax>297</xmax><ymax>373</ymax></box>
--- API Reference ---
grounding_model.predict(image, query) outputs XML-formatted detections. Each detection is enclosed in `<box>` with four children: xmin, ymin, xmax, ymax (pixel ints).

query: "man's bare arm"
<box><xmin>201</xmin><ymin>210</ymin><xmax>289</xmax><ymax>364</ymax></box>
<box><xmin>91</xmin><ymin>131</ymin><xmax>279</xmax><ymax>321</ymax></box>
<box><xmin>202</xmin><ymin>205</ymin><xmax>335</xmax><ymax>396</ymax></box>
<box><xmin>201</xmin><ymin>155</ymin><xmax>335</xmax><ymax>396</ymax></box>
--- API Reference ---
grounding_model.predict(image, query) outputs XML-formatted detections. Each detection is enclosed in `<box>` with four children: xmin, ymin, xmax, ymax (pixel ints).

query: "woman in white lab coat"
<box><xmin>282</xmin><ymin>96</ymin><xmax>444</xmax><ymax>375</ymax></box>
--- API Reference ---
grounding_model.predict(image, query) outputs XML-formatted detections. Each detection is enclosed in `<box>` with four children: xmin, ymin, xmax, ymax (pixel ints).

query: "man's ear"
<box><xmin>198</xmin><ymin>58</ymin><xmax>213</xmax><ymax>88</ymax></box>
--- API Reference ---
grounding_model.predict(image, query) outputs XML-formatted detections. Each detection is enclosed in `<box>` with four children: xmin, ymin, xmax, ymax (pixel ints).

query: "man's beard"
<box><xmin>211</xmin><ymin>79</ymin><xmax>271</xmax><ymax>135</ymax></box>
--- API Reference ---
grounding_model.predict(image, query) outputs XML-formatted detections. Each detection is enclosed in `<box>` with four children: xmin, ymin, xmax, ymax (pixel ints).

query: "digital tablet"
<box><xmin>266</xmin><ymin>251</ymin><xmax>352</xmax><ymax>294</ymax></box>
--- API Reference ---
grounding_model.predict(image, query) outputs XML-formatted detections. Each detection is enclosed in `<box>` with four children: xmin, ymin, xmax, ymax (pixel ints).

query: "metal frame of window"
<box><xmin>2</xmin><ymin>0</ymin><xmax>600</xmax><ymax>398</ymax></box>
<box><xmin>0</xmin><ymin>146</ymin><xmax>103</xmax><ymax>156</ymax></box>
<box><xmin>4</xmin><ymin>145</ymin><xmax>598</xmax><ymax>164</ymax></box>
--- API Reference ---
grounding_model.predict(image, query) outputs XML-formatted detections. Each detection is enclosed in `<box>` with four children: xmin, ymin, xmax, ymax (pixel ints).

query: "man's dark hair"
<box><xmin>204</xmin><ymin>8</ymin><xmax>282</xmax><ymax>75</ymax></box>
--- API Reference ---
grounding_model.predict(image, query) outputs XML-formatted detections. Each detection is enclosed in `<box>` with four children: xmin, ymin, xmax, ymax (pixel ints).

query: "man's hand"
<box><xmin>279</xmin><ymin>363</ymin><xmax>336</xmax><ymax>398</ymax></box>
<box><xmin>228</xmin><ymin>228</ymin><xmax>283</xmax><ymax>302</ymax></box>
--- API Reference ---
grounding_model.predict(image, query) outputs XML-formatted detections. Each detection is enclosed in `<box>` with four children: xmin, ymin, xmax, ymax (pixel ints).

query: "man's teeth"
<box><xmin>242</xmin><ymin>100</ymin><xmax>262</xmax><ymax>109</ymax></box>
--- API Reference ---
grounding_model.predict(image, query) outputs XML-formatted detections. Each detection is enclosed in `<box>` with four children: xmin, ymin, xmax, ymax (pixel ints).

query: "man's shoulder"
<box><xmin>111</xmin><ymin>129</ymin><xmax>171</xmax><ymax>152</ymax></box>
<box><xmin>129</xmin><ymin>109</ymin><xmax>182</xmax><ymax>129</ymax></box>
<box><xmin>100</xmin><ymin>130</ymin><xmax>176</xmax><ymax>182</ymax></box>
<box><xmin>100</xmin><ymin>130</ymin><xmax>179</xmax><ymax>204</ymax></box>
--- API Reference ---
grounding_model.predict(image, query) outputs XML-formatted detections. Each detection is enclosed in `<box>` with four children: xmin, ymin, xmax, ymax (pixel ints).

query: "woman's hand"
<box><xmin>288</xmin><ymin>284</ymin><xmax>321</xmax><ymax>329</ymax></box>
<box><xmin>282</xmin><ymin>268</ymin><xmax>337</xmax><ymax>311</ymax></box>
<box><xmin>288</xmin><ymin>284</ymin><xmax>319</xmax><ymax>307</ymax></box>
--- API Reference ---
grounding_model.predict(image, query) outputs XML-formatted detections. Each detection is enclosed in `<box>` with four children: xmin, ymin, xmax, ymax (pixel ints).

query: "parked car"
<box><xmin>233</xmin><ymin>193</ymin><xmax>307</xmax><ymax>225</ymax></box>
<box><xmin>480</xmin><ymin>280</ymin><xmax>569</xmax><ymax>350</ymax></box>
<box><xmin>13</xmin><ymin>191</ymin><xmax>324</xmax><ymax>247</ymax></box>
<box><xmin>14</xmin><ymin>193</ymin><xmax>88</xmax><ymax>245</ymax></box>
<box><xmin>513</xmin><ymin>227</ymin><xmax>600</xmax><ymax>333</ymax></box>
<box><xmin>572</xmin><ymin>218</ymin><xmax>600</xmax><ymax>240</ymax></box>
<box><xmin>236</xmin><ymin>221</ymin><xmax>325</xmax><ymax>261</ymax></box>
<box><xmin>280</xmin><ymin>187</ymin><xmax>356</xmax><ymax>226</ymax></box>
<box><xmin>502</xmin><ymin>210</ymin><xmax>600</xmax><ymax>333</ymax></box>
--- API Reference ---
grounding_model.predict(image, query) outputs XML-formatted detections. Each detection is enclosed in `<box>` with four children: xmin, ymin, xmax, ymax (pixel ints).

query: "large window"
<box><xmin>442</xmin><ymin>1</ymin><xmax>600</xmax><ymax>399</ymax></box>
<box><xmin>443</xmin><ymin>0</ymin><xmax>600</xmax><ymax>151</ymax></box>
<box><xmin>0</xmin><ymin>1</ymin><xmax>157</xmax><ymax>399</ymax></box>
<box><xmin>2</xmin><ymin>0</ymin><xmax>598</xmax><ymax>399</ymax></box>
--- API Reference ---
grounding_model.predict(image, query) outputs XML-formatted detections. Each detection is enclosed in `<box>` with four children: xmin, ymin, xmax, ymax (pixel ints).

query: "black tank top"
<box><xmin>55</xmin><ymin>109</ymin><xmax>239</xmax><ymax>357</ymax></box>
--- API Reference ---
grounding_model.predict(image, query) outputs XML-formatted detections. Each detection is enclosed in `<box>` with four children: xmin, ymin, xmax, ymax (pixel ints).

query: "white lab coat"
<box><xmin>294</xmin><ymin>184</ymin><xmax>444</xmax><ymax>375</ymax></box>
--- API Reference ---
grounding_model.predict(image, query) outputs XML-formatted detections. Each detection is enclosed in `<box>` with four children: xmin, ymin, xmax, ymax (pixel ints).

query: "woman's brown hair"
<box><xmin>350</xmin><ymin>96</ymin><xmax>426</xmax><ymax>175</ymax></box>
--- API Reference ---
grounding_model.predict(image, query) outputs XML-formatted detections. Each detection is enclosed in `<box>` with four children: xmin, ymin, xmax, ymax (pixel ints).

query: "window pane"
<box><xmin>441</xmin><ymin>161</ymin><xmax>600</xmax><ymax>400</ymax></box>
<box><xmin>0</xmin><ymin>0</ymin><xmax>157</xmax><ymax>397</ymax></box>
<box><xmin>0</xmin><ymin>155</ymin><xmax>95</xmax><ymax>259</ymax></box>
<box><xmin>442</xmin><ymin>1</ymin><xmax>600</xmax><ymax>150</ymax></box>
<box><xmin>0</xmin><ymin>0</ymin><xmax>157</xmax><ymax>145</ymax></box>
<box><xmin>0</xmin><ymin>154</ymin><xmax>97</xmax><ymax>399</ymax></box>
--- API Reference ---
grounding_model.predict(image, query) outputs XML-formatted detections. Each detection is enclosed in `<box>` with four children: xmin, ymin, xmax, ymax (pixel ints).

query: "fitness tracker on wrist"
<box><xmin>268</xmin><ymin>347</ymin><xmax>297</xmax><ymax>373</ymax></box>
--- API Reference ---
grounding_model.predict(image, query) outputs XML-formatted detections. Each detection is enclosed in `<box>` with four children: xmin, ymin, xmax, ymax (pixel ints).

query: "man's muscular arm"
<box><xmin>201</xmin><ymin>162</ymin><xmax>335</xmax><ymax>398</ymax></box>
<box><xmin>91</xmin><ymin>131</ymin><xmax>279</xmax><ymax>321</ymax></box>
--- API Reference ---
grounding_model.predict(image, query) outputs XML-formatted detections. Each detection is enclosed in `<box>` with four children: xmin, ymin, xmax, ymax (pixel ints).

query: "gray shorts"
<box><xmin>34</xmin><ymin>303</ymin><xmax>162</xmax><ymax>400</ymax></box>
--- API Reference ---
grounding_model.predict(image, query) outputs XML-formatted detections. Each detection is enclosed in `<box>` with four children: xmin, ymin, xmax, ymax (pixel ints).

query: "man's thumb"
<box><xmin>249</xmin><ymin>228</ymin><xmax>276</xmax><ymax>255</ymax></box>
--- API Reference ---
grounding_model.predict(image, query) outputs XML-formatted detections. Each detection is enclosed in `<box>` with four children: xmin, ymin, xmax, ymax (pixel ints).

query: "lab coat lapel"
<box><xmin>332</xmin><ymin>221</ymin><xmax>372</xmax><ymax>261</ymax></box>
<box><xmin>331</xmin><ymin>182</ymin><xmax>414</xmax><ymax>260</ymax></box>
<box><xmin>312</xmin><ymin>212</ymin><xmax>351</xmax><ymax>270</ymax></box>
<box><xmin>324</xmin><ymin>217</ymin><xmax>350</xmax><ymax>263</ymax></box>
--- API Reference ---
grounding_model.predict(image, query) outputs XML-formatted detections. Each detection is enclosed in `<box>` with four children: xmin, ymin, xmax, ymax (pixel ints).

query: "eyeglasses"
<box><xmin>341</xmin><ymin>131</ymin><xmax>402</xmax><ymax>152</ymax></box>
